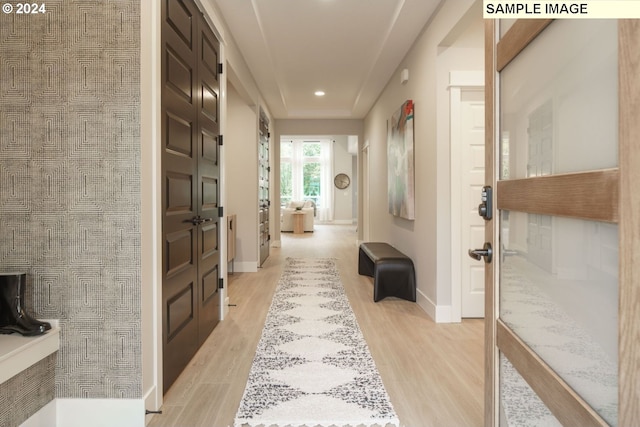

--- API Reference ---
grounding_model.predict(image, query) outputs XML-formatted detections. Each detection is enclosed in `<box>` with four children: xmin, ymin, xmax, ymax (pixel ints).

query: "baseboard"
<box><xmin>435</xmin><ymin>304</ymin><xmax>453</xmax><ymax>323</ymax></box>
<box><xmin>332</xmin><ymin>219</ymin><xmax>353</xmax><ymax>225</ymax></box>
<box><xmin>415</xmin><ymin>290</ymin><xmax>454</xmax><ymax>323</ymax></box>
<box><xmin>143</xmin><ymin>385</ymin><xmax>160</xmax><ymax>414</ymax></box>
<box><xmin>231</xmin><ymin>262</ymin><xmax>258</xmax><ymax>273</ymax></box>
<box><xmin>223</xmin><ymin>296</ymin><xmax>230</xmax><ymax>319</ymax></box>
<box><xmin>416</xmin><ymin>289</ymin><xmax>436</xmax><ymax>321</ymax></box>
<box><xmin>21</xmin><ymin>399</ymin><xmax>145</xmax><ymax>427</ymax></box>
<box><xmin>19</xmin><ymin>400</ymin><xmax>56</xmax><ymax>427</ymax></box>
<box><xmin>57</xmin><ymin>399</ymin><xmax>145</xmax><ymax>427</ymax></box>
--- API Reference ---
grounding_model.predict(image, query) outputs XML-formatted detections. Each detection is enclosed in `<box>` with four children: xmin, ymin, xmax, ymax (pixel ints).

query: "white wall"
<box><xmin>333</xmin><ymin>136</ymin><xmax>355</xmax><ymax>223</ymax></box>
<box><xmin>362</xmin><ymin>0</ymin><xmax>483</xmax><ymax>319</ymax></box>
<box><xmin>226</xmin><ymin>83</ymin><xmax>259</xmax><ymax>271</ymax></box>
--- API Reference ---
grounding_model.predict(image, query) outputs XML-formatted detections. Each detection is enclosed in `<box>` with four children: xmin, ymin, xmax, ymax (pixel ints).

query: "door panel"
<box><xmin>166</xmin><ymin>282</ymin><xmax>195</xmax><ymax>340</ymax></box>
<box><xmin>201</xmin><ymin>83</ymin><xmax>218</xmax><ymax>122</ymax></box>
<box><xmin>166</xmin><ymin>173</ymin><xmax>193</xmax><ymax>211</ymax></box>
<box><xmin>167</xmin><ymin>0</ymin><xmax>193</xmax><ymax>46</ymax></box>
<box><xmin>166</xmin><ymin>49</ymin><xmax>193</xmax><ymax>100</ymax></box>
<box><xmin>162</xmin><ymin>0</ymin><xmax>220</xmax><ymax>393</ymax></box>
<box><xmin>202</xmin><ymin>130</ymin><xmax>218</xmax><ymax>162</ymax></box>
<box><xmin>166</xmin><ymin>114</ymin><xmax>193</xmax><ymax>156</ymax></box>
<box><xmin>486</xmin><ymin>17</ymin><xmax>629</xmax><ymax>427</ymax></box>
<box><xmin>165</xmin><ymin>229</ymin><xmax>194</xmax><ymax>275</ymax></box>
<box><xmin>500</xmin><ymin>212</ymin><xmax>618</xmax><ymax>425</ymax></box>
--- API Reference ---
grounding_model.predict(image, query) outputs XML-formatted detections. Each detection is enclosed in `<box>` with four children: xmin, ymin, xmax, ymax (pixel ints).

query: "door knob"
<box><xmin>468</xmin><ymin>242</ymin><xmax>493</xmax><ymax>263</ymax></box>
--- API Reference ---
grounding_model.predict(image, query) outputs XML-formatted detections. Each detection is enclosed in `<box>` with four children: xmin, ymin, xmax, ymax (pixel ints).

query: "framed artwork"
<box><xmin>388</xmin><ymin>100</ymin><xmax>415</xmax><ymax>220</ymax></box>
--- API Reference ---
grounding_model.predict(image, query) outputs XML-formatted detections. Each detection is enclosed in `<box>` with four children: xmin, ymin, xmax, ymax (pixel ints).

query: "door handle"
<box><xmin>189</xmin><ymin>216</ymin><xmax>204</xmax><ymax>225</ymax></box>
<box><xmin>187</xmin><ymin>216</ymin><xmax>213</xmax><ymax>225</ymax></box>
<box><xmin>468</xmin><ymin>242</ymin><xmax>493</xmax><ymax>263</ymax></box>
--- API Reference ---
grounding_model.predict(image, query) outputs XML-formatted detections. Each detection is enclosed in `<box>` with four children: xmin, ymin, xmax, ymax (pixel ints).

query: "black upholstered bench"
<box><xmin>358</xmin><ymin>242</ymin><xmax>416</xmax><ymax>302</ymax></box>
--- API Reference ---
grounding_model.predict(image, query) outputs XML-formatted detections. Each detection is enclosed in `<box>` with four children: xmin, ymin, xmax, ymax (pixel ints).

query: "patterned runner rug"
<box><xmin>234</xmin><ymin>258</ymin><xmax>399</xmax><ymax>427</ymax></box>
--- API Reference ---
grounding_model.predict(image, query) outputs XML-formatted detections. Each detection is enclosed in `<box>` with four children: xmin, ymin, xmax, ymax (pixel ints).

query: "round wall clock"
<box><xmin>334</xmin><ymin>173</ymin><xmax>350</xmax><ymax>189</ymax></box>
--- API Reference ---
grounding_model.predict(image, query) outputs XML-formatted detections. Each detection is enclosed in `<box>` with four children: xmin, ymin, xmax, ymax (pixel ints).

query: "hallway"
<box><xmin>147</xmin><ymin>225</ymin><xmax>484</xmax><ymax>427</ymax></box>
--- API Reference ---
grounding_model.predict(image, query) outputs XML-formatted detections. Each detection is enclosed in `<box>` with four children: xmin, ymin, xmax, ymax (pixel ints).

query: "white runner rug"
<box><xmin>234</xmin><ymin>258</ymin><xmax>399</xmax><ymax>427</ymax></box>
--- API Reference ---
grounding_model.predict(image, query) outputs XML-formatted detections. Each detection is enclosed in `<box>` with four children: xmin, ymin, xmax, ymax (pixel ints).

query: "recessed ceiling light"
<box><xmin>314</xmin><ymin>91</ymin><xmax>325</xmax><ymax>97</ymax></box>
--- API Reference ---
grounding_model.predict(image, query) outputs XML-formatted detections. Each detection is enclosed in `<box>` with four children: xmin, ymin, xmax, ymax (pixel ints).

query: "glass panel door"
<box><xmin>491</xmin><ymin>18</ymin><xmax>619</xmax><ymax>427</ymax></box>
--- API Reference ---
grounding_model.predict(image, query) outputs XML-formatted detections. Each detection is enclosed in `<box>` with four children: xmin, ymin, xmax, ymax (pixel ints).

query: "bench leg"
<box><xmin>373</xmin><ymin>260</ymin><xmax>416</xmax><ymax>302</ymax></box>
<box><xmin>358</xmin><ymin>247</ymin><xmax>375</xmax><ymax>277</ymax></box>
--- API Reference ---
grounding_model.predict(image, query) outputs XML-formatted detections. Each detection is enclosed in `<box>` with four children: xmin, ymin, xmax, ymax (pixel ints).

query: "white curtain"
<box><xmin>290</xmin><ymin>140</ymin><xmax>303</xmax><ymax>203</ymax></box>
<box><xmin>317</xmin><ymin>140</ymin><xmax>334</xmax><ymax>221</ymax></box>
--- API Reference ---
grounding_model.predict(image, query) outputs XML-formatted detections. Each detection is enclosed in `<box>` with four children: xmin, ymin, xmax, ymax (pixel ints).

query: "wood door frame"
<box><xmin>485</xmin><ymin>19</ymin><xmax>640</xmax><ymax>426</ymax></box>
<box><xmin>361</xmin><ymin>142</ymin><xmax>370</xmax><ymax>244</ymax></box>
<box><xmin>449</xmin><ymin>70</ymin><xmax>484</xmax><ymax>323</ymax></box>
<box><xmin>618</xmin><ymin>19</ymin><xmax>640</xmax><ymax>427</ymax></box>
<box><xmin>484</xmin><ymin>19</ymin><xmax>497</xmax><ymax>426</ymax></box>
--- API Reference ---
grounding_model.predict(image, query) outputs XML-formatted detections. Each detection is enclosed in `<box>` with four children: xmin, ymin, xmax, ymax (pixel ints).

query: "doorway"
<box><xmin>450</xmin><ymin>71</ymin><xmax>484</xmax><ymax>321</ymax></box>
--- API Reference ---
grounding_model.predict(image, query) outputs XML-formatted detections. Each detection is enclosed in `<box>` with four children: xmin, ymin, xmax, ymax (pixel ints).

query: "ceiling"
<box><xmin>208</xmin><ymin>0</ymin><xmax>441</xmax><ymax>119</ymax></box>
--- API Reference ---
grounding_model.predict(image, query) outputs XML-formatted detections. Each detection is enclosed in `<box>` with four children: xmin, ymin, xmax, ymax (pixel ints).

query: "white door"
<box><xmin>460</xmin><ymin>90</ymin><xmax>485</xmax><ymax>317</ymax></box>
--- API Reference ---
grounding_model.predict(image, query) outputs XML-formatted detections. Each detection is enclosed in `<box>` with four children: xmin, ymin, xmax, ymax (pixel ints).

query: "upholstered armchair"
<box><xmin>281</xmin><ymin>200</ymin><xmax>315</xmax><ymax>232</ymax></box>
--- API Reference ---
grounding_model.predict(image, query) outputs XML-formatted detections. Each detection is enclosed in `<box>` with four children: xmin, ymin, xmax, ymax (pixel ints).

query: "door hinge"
<box><xmin>267</xmin><ymin>166</ymin><xmax>271</xmax><ymax>172</ymax></box>
<box><xmin>218</xmin><ymin>278</ymin><xmax>224</xmax><ymax>289</ymax></box>
<box><xmin>219</xmin><ymin>206</ymin><xmax>224</xmax><ymax>217</ymax></box>
<box><xmin>218</xmin><ymin>135</ymin><xmax>223</xmax><ymax>146</ymax></box>
<box><xmin>268</xmin><ymin>200</ymin><xmax>271</xmax><ymax>206</ymax></box>
<box><xmin>268</xmin><ymin>234</ymin><xmax>271</xmax><ymax>241</ymax></box>
<box><xmin>218</xmin><ymin>63</ymin><xmax>223</xmax><ymax>74</ymax></box>
<box><xmin>267</xmin><ymin>132</ymin><xmax>270</xmax><ymax>139</ymax></box>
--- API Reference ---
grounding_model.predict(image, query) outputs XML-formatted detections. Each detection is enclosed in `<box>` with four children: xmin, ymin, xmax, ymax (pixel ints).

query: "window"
<box><xmin>280</xmin><ymin>139</ymin><xmax>333</xmax><ymax>220</ymax></box>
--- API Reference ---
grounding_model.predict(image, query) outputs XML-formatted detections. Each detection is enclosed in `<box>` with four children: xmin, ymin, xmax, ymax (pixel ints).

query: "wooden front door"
<box><xmin>161</xmin><ymin>0</ymin><xmax>221</xmax><ymax>393</ymax></box>
<box><xmin>484</xmin><ymin>19</ymin><xmax>640</xmax><ymax>426</ymax></box>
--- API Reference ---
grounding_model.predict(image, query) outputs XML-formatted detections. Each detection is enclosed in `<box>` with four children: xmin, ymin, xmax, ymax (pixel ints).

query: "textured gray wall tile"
<box><xmin>0</xmin><ymin>0</ymin><xmax>142</xmax><ymax>416</ymax></box>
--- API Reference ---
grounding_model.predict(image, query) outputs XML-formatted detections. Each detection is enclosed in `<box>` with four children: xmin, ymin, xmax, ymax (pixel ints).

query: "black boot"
<box><xmin>0</xmin><ymin>272</ymin><xmax>46</xmax><ymax>336</ymax></box>
<box><xmin>16</xmin><ymin>273</ymin><xmax>51</xmax><ymax>331</ymax></box>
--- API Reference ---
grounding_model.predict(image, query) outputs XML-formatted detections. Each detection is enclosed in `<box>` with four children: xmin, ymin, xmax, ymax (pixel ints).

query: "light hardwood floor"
<box><xmin>147</xmin><ymin>225</ymin><xmax>484</xmax><ymax>427</ymax></box>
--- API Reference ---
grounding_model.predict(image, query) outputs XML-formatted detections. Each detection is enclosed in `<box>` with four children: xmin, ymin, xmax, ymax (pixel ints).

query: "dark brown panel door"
<box><xmin>161</xmin><ymin>0</ymin><xmax>220</xmax><ymax>393</ymax></box>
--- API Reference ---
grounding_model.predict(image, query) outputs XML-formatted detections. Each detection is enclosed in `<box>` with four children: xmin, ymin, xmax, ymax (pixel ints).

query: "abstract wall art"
<box><xmin>388</xmin><ymin>100</ymin><xmax>415</xmax><ymax>220</ymax></box>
